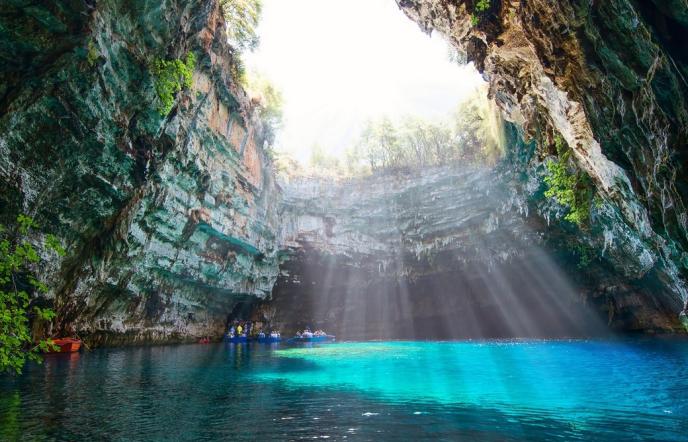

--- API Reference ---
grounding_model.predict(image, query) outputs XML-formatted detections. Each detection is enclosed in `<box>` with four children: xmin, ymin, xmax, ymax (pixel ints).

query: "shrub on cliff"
<box><xmin>1</xmin><ymin>215</ymin><xmax>64</xmax><ymax>374</ymax></box>
<box><xmin>544</xmin><ymin>136</ymin><xmax>594</xmax><ymax>226</ymax></box>
<box><xmin>471</xmin><ymin>0</ymin><xmax>491</xmax><ymax>26</ymax></box>
<box><xmin>151</xmin><ymin>52</ymin><xmax>196</xmax><ymax>116</ymax></box>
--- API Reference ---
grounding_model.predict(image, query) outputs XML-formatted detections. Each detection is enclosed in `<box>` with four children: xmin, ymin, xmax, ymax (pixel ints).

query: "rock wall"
<box><xmin>2</xmin><ymin>0</ymin><xmax>687</xmax><ymax>344</ymax></box>
<box><xmin>265</xmin><ymin>166</ymin><xmax>610</xmax><ymax>339</ymax></box>
<box><xmin>0</xmin><ymin>0</ymin><xmax>281</xmax><ymax>344</ymax></box>
<box><xmin>395</xmin><ymin>0</ymin><xmax>688</xmax><ymax>329</ymax></box>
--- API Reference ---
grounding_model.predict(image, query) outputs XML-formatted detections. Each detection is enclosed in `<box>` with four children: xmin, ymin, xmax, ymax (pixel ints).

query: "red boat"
<box><xmin>198</xmin><ymin>337</ymin><xmax>210</xmax><ymax>344</ymax></box>
<box><xmin>47</xmin><ymin>338</ymin><xmax>82</xmax><ymax>353</ymax></box>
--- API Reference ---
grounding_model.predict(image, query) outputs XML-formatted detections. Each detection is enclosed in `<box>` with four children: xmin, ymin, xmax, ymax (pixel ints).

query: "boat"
<box><xmin>224</xmin><ymin>334</ymin><xmax>248</xmax><ymax>344</ymax></box>
<box><xmin>46</xmin><ymin>338</ymin><xmax>82</xmax><ymax>353</ymax></box>
<box><xmin>256</xmin><ymin>335</ymin><xmax>282</xmax><ymax>343</ymax></box>
<box><xmin>286</xmin><ymin>335</ymin><xmax>335</xmax><ymax>344</ymax></box>
<box><xmin>198</xmin><ymin>337</ymin><xmax>210</xmax><ymax>344</ymax></box>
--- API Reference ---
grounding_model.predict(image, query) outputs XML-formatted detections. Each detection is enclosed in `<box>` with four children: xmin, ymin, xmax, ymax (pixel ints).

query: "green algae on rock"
<box><xmin>151</xmin><ymin>52</ymin><xmax>196</xmax><ymax>116</ymax></box>
<box><xmin>0</xmin><ymin>0</ymin><xmax>281</xmax><ymax>345</ymax></box>
<box><xmin>2</xmin><ymin>0</ymin><xmax>688</xmax><ymax>346</ymax></box>
<box><xmin>396</xmin><ymin>0</ymin><xmax>688</xmax><ymax>330</ymax></box>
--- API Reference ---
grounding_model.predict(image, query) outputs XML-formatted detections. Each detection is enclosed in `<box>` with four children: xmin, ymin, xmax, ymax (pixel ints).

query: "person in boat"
<box><xmin>295</xmin><ymin>331</ymin><xmax>302</xmax><ymax>338</ymax></box>
<box><xmin>229</xmin><ymin>325</ymin><xmax>236</xmax><ymax>338</ymax></box>
<box><xmin>237</xmin><ymin>324</ymin><xmax>243</xmax><ymax>336</ymax></box>
<box><xmin>302</xmin><ymin>329</ymin><xmax>313</xmax><ymax>339</ymax></box>
<box><xmin>258</xmin><ymin>331</ymin><xmax>266</xmax><ymax>339</ymax></box>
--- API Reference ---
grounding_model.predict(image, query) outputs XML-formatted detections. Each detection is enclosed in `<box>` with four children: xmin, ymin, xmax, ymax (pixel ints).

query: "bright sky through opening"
<box><xmin>245</xmin><ymin>0</ymin><xmax>485</xmax><ymax>164</ymax></box>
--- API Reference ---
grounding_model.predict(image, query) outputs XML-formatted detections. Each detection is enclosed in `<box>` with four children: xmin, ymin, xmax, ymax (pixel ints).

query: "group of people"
<box><xmin>228</xmin><ymin>320</ymin><xmax>280</xmax><ymax>339</ymax></box>
<box><xmin>228</xmin><ymin>321</ymin><xmax>251</xmax><ymax>338</ymax></box>
<box><xmin>294</xmin><ymin>327</ymin><xmax>328</xmax><ymax>339</ymax></box>
<box><xmin>228</xmin><ymin>321</ymin><xmax>331</xmax><ymax>340</ymax></box>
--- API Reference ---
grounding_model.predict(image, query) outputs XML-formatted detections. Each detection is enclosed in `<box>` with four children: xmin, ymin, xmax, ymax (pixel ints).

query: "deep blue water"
<box><xmin>2</xmin><ymin>339</ymin><xmax>688</xmax><ymax>441</ymax></box>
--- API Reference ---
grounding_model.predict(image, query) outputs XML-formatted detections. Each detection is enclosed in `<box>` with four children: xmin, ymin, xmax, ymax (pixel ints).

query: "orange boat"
<box><xmin>47</xmin><ymin>338</ymin><xmax>82</xmax><ymax>353</ymax></box>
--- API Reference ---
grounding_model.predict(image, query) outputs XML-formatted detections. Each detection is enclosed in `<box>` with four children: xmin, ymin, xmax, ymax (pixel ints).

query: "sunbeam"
<box><xmin>268</xmin><ymin>165</ymin><xmax>608</xmax><ymax>341</ymax></box>
<box><xmin>4</xmin><ymin>0</ymin><xmax>688</xmax><ymax>440</ymax></box>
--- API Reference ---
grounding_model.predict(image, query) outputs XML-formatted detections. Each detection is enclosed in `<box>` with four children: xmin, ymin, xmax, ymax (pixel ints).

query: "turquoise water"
<box><xmin>2</xmin><ymin>339</ymin><xmax>688</xmax><ymax>440</ymax></box>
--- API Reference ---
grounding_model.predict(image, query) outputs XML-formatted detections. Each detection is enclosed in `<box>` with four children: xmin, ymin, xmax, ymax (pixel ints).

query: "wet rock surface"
<box><xmin>0</xmin><ymin>0</ymin><xmax>280</xmax><ymax>344</ymax></box>
<box><xmin>263</xmin><ymin>123</ymin><xmax>684</xmax><ymax>338</ymax></box>
<box><xmin>267</xmin><ymin>166</ymin><xmax>611</xmax><ymax>339</ymax></box>
<box><xmin>395</xmin><ymin>0</ymin><xmax>688</xmax><ymax>329</ymax></box>
<box><xmin>2</xmin><ymin>0</ymin><xmax>688</xmax><ymax>345</ymax></box>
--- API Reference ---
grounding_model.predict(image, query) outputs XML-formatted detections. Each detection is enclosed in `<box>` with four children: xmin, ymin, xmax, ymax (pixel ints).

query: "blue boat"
<box><xmin>286</xmin><ymin>335</ymin><xmax>335</xmax><ymax>344</ymax></box>
<box><xmin>256</xmin><ymin>336</ymin><xmax>282</xmax><ymax>344</ymax></box>
<box><xmin>224</xmin><ymin>334</ymin><xmax>248</xmax><ymax>344</ymax></box>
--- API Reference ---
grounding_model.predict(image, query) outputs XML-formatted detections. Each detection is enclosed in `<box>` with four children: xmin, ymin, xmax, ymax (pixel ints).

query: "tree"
<box><xmin>309</xmin><ymin>144</ymin><xmax>340</xmax><ymax>171</ymax></box>
<box><xmin>245</xmin><ymin>71</ymin><xmax>283</xmax><ymax>146</ymax></box>
<box><xmin>453</xmin><ymin>88</ymin><xmax>504</xmax><ymax>165</ymax></box>
<box><xmin>303</xmin><ymin>86</ymin><xmax>505</xmax><ymax>176</ymax></box>
<box><xmin>1</xmin><ymin>215</ymin><xmax>63</xmax><ymax>374</ymax></box>
<box><xmin>221</xmin><ymin>0</ymin><xmax>263</xmax><ymax>52</ymax></box>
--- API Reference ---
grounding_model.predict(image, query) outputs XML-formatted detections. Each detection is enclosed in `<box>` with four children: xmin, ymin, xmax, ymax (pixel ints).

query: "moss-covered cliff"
<box><xmin>0</xmin><ymin>0</ymin><xmax>281</xmax><ymax>344</ymax></box>
<box><xmin>396</xmin><ymin>0</ymin><xmax>688</xmax><ymax>330</ymax></box>
<box><xmin>2</xmin><ymin>0</ymin><xmax>688</xmax><ymax>344</ymax></box>
<box><xmin>266</xmin><ymin>165</ymin><xmax>609</xmax><ymax>339</ymax></box>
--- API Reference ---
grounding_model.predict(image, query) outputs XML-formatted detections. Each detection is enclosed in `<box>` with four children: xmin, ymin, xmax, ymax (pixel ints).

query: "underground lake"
<box><xmin>3</xmin><ymin>339</ymin><xmax>688</xmax><ymax>440</ymax></box>
<box><xmin>3</xmin><ymin>0</ymin><xmax>688</xmax><ymax>440</ymax></box>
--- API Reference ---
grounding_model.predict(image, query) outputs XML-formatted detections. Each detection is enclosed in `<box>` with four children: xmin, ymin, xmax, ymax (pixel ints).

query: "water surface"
<box><xmin>2</xmin><ymin>339</ymin><xmax>687</xmax><ymax>440</ymax></box>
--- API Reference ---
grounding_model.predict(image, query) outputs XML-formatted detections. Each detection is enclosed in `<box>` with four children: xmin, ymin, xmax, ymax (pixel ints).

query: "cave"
<box><xmin>258</xmin><ymin>166</ymin><xmax>613</xmax><ymax>340</ymax></box>
<box><xmin>2</xmin><ymin>0</ymin><xmax>688</xmax><ymax>440</ymax></box>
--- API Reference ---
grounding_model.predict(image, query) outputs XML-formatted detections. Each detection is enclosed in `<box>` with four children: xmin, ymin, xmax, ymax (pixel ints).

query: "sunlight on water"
<box><xmin>256</xmin><ymin>340</ymin><xmax>688</xmax><ymax>438</ymax></box>
<box><xmin>2</xmin><ymin>339</ymin><xmax>688</xmax><ymax>440</ymax></box>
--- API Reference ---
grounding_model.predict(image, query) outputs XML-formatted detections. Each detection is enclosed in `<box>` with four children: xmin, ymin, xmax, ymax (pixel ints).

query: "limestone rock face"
<box><xmin>396</xmin><ymin>0</ymin><xmax>688</xmax><ymax>327</ymax></box>
<box><xmin>269</xmin><ymin>166</ymin><xmax>612</xmax><ymax>339</ymax></box>
<box><xmin>2</xmin><ymin>0</ymin><xmax>688</xmax><ymax>344</ymax></box>
<box><xmin>266</xmin><ymin>126</ymin><xmax>685</xmax><ymax>337</ymax></box>
<box><xmin>0</xmin><ymin>0</ymin><xmax>281</xmax><ymax>344</ymax></box>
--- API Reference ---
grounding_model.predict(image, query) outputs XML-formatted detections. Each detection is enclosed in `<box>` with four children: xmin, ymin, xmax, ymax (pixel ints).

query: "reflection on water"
<box><xmin>1</xmin><ymin>339</ymin><xmax>688</xmax><ymax>440</ymax></box>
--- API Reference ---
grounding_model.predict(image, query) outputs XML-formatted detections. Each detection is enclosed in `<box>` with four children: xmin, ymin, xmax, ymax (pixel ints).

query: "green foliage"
<box><xmin>573</xmin><ymin>242</ymin><xmax>593</xmax><ymax>269</ymax></box>
<box><xmin>150</xmin><ymin>52</ymin><xmax>196</xmax><ymax>116</ymax></box>
<box><xmin>562</xmin><ymin>239</ymin><xmax>595</xmax><ymax>269</ymax></box>
<box><xmin>303</xmin><ymin>87</ymin><xmax>505</xmax><ymax>176</ymax></box>
<box><xmin>229</xmin><ymin>51</ymin><xmax>248</xmax><ymax>86</ymax></box>
<box><xmin>471</xmin><ymin>0</ymin><xmax>490</xmax><ymax>26</ymax></box>
<box><xmin>86</xmin><ymin>39</ymin><xmax>99</xmax><ymax>67</ymax></box>
<box><xmin>544</xmin><ymin>135</ymin><xmax>594</xmax><ymax>226</ymax></box>
<box><xmin>45</xmin><ymin>234</ymin><xmax>66</xmax><ymax>257</ymax></box>
<box><xmin>347</xmin><ymin>87</ymin><xmax>503</xmax><ymax>173</ymax></box>
<box><xmin>1</xmin><ymin>215</ymin><xmax>62</xmax><ymax>374</ymax></box>
<box><xmin>221</xmin><ymin>0</ymin><xmax>263</xmax><ymax>52</ymax></box>
<box><xmin>475</xmin><ymin>0</ymin><xmax>491</xmax><ymax>12</ymax></box>
<box><xmin>245</xmin><ymin>71</ymin><xmax>283</xmax><ymax>145</ymax></box>
<box><xmin>220</xmin><ymin>0</ymin><xmax>263</xmax><ymax>84</ymax></box>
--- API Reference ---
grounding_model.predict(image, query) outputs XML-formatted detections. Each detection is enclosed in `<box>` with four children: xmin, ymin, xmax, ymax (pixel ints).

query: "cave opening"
<box><xmin>6</xmin><ymin>0</ymin><xmax>688</xmax><ymax>439</ymax></box>
<box><xmin>227</xmin><ymin>0</ymin><xmax>608</xmax><ymax>340</ymax></box>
